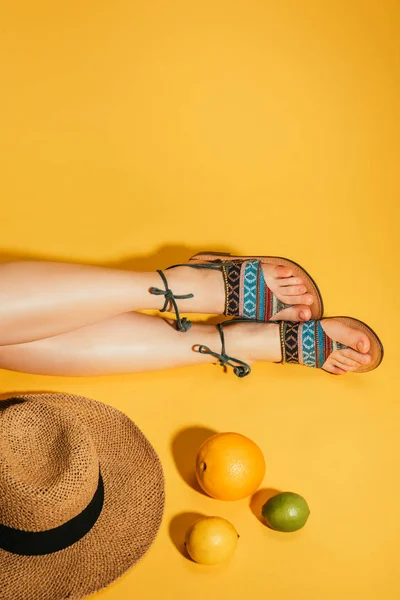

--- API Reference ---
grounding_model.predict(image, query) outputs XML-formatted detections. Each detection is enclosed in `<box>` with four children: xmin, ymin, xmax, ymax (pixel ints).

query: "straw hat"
<box><xmin>0</xmin><ymin>393</ymin><xmax>165</xmax><ymax>600</ymax></box>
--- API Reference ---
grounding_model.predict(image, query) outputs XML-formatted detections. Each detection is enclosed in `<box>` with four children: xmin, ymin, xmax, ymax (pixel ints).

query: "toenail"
<box><xmin>357</xmin><ymin>341</ymin><xmax>364</xmax><ymax>352</ymax></box>
<box><xmin>307</xmin><ymin>298</ymin><xmax>313</xmax><ymax>304</ymax></box>
<box><xmin>299</xmin><ymin>311</ymin><xmax>306</xmax><ymax>320</ymax></box>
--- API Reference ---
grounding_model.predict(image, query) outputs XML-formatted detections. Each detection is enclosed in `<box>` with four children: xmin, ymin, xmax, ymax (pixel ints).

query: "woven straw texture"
<box><xmin>0</xmin><ymin>393</ymin><xmax>165</xmax><ymax>600</ymax></box>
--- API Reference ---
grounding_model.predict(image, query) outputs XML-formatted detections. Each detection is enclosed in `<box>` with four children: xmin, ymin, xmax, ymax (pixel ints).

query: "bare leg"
<box><xmin>0</xmin><ymin>261</ymin><xmax>313</xmax><ymax>346</ymax></box>
<box><xmin>0</xmin><ymin>313</ymin><xmax>279</xmax><ymax>376</ymax></box>
<box><xmin>0</xmin><ymin>313</ymin><xmax>370</xmax><ymax>377</ymax></box>
<box><xmin>0</xmin><ymin>261</ymin><xmax>220</xmax><ymax>345</ymax></box>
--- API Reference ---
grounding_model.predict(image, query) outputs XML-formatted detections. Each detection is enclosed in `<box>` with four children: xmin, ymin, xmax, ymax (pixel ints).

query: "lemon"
<box><xmin>185</xmin><ymin>517</ymin><xmax>239</xmax><ymax>565</ymax></box>
<box><xmin>262</xmin><ymin>492</ymin><xmax>310</xmax><ymax>532</ymax></box>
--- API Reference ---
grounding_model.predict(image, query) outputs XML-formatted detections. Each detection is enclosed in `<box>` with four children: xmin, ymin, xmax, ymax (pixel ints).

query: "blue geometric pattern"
<box><xmin>316</xmin><ymin>321</ymin><xmax>325</xmax><ymax>367</ymax></box>
<box><xmin>242</xmin><ymin>261</ymin><xmax>259</xmax><ymax>318</ymax></box>
<box><xmin>301</xmin><ymin>321</ymin><xmax>317</xmax><ymax>367</ymax></box>
<box><xmin>257</xmin><ymin>263</ymin><xmax>265</xmax><ymax>320</ymax></box>
<box><xmin>302</xmin><ymin>321</ymin><xmax>348</xmax><ymax>368</ymax></box>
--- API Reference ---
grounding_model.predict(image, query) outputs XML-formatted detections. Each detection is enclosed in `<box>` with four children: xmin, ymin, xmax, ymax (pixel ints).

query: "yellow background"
<box><xmin>1</xmin><ymin>1</ymin><xmax>399</xmax><ymax>599</ymax></box>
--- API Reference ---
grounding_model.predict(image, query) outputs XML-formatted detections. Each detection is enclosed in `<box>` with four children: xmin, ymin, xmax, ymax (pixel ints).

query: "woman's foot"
<box><xmin>202</xmin><ymin>318</ymin><xmax>373</xmax><ymax>376</ymax></box>
<box><xmin>315</xmin><ymin>319</ymin><xmax>371</xmax><ymax>374</ymax></box>
<box><xmin>259</xmin><ymin>318</ymin><xmax>372</xmax><ymax>374</ymax></box>
<box><xmin>163</xmin><ymin>264</ymin><xmax>314</xmax><ymax>322</ymax></box>
<box><xmin>262</xmin><ymin>263</ymin><xmax>314</xmax><ymax>318</ymax></box>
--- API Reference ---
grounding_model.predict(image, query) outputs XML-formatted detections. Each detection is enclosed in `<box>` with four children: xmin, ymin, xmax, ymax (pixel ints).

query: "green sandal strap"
<box><xmin>198</xmin><ymin>322</ymin><xmax>251</xmax><ymax>378</ymax></box>
<box><xmin>166</xmin><ymin>262</ymin><xmax>226</xmax><ymax>271</ymax></box>
<box><xmin>150</xmin><ymin>270</ymin><xmax>194</xmax><ymax>333</ymax></box>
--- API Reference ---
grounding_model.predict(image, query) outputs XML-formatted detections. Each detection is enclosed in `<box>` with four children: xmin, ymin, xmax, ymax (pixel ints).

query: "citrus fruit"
<box><xmin>262</xmin><ymin>492</ymin><xmax>310</xmax><ymax>532</ymax></box>
<box><xmin>185</xmin><ymin>517</ymin><xmax>239</xmax><ymax>565</ymax></box>
<box><xmin>195</xmin><ymin>432</ymin><xmax>266</xmax><ymax>500</ymax></box>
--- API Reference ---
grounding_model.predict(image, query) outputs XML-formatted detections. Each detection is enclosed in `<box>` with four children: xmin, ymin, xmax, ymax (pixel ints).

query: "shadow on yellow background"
<box><xmin>1</xmin><ymin>1</ymin><xmax>399</xmax><ymax>599</ymax></box>
<box><xmin>169</xmin><ymin>512</ymin><xmax>205</xmax><ymax>559</ymax></box>
<box><xmin>250</xmin><ymin>488</ymin><xmax>282</xmax><ymax>524</ymax></box>
<box><xmin>171</xmin><ymin>427</ymin><xmax>218</xmax><ymax>494</ymax></box>
<box><xmin>0</xmin><ymin>244</ymin><xmax>237</xmax><ymax>271</ymax></box>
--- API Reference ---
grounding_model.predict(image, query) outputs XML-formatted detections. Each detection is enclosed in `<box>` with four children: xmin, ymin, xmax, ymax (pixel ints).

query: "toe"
<box><xmin>331</xmin><ymin>354</ymin><xmax>359</xmax><ymax>370</ymax></box>
<box><xmin>341</xmin><ymin>347</ymin><xmax>372</xmax><ymax>366</ymax></box>
<box><xmin>278</xmin><ymin>285</ymin><xmax>307</xmax><ymax>296</ymax></box>
<box><xmin>347</xmin><ymin>329</ymin><xmax>370</xmax><ymax>355</ymax></box>
<box><xmin>269</xmin><ymin>305</ymin><xmax>312</xmax><ymax>322</ymax></box>
<box><xmin>355</xmin><ymin>337</ymin><xmax>370</xmax><ymax>354</ymax></box>
<box><xmin>324</xmin><ymin>363</ymin><xmax>346</xmax><ymax>375</ymax></box>
<box><xmin>280</xmin><ymin>293</ymin><xmax>314</xmax><ymax>306</ymax></box>
<box><xmin>274</xmin><ymin>266</ymin><xmax>293</xmax><ymax>278</ymax></box>
<box><xmin>321</xmin><ymin>319</ymin><xmax>371</xmax><ymax>354</ymax></box>
<box><xmin>330</xmin><ymin>358</ymin><xmax>356</xmax><ymax>372</ymax></box>
<box><xmin>275</xmin><ymin>276</ymin><xmax>303</xmax><ymax>287</ymax></box>
<box><xmin>332</xmin><ymin>351</ymin><xmax>360</xmax><ymax>369</ymax></box>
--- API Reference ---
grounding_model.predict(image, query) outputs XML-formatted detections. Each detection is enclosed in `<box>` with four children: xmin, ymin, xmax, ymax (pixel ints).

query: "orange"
<box><xmin>195</xmin><ymin>432</ymin><xmax>266</xmax><ymax>501</ymax></box>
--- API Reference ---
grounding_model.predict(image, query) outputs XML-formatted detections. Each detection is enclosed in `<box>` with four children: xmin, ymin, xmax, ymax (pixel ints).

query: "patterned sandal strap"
<box><xmin>149</xmin><ymin>270</ymin><xmax>194</xmax><ymax>332</ymax></box>
<box><xmin>280</xmin><ymin>321</ymin><xmax>347</xmax><ymax>368</ymax></box>
<box><xmin>223</xmin><ymin>260</ymin><xmax>286</xmax><ymax>320</ymax></box>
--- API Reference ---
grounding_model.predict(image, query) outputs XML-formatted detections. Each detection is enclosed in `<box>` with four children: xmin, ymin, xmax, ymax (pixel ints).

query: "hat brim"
<box><xmin>0</xmin><ymin>393</ymin><xmax>165</xmax><ymax>600</ymax></box>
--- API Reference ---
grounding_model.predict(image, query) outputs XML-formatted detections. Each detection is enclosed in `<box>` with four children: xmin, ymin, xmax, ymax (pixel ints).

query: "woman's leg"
<box><xmin>0</xmin><ymin>312</ymin><xmax>277</xmax><ymax>376</ymax></box>
<box><xmin>0</xmin><ymin>312</ymin><xmax>370</xmax><ymax>377</ymax></box>
<box><xmin>0</xmin><ymin>261</ymin><xmax>313</xmax><ymax>345</ymax></box>
<box><xmin>0</xmin><ymin>261</ymin><xmax>218</xmax><ymax>345</ymax></box>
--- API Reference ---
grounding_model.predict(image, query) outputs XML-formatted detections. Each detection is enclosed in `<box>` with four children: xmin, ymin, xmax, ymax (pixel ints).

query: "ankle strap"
<box><xmin>150</xmin><ymin>270</ymin><xmax>194</xmax><ymax>333</ymax></box>
<box><xmin>198</xmin><ymin>323</ymin><xmax>251</xmax><ymax>378</ymax></box>
<box><xmin>166</xmin><ymin>262</ymin><xmax>228</xmax><ymax>271</ymax></box>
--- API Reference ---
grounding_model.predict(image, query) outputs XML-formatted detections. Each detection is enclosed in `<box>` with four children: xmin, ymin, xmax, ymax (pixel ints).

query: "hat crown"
<box><xmin>0</xmin><ymin>399</ymin><xmax>99</xmax><ymax>531</ymax></box>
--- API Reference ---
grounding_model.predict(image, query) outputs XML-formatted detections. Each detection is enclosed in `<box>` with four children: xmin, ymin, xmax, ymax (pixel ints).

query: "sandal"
<box><xmin>162</xmin><ymin>252</ymin><xmax>323</xmax><ymax>330</ymax></box>
<box><xmin>198</xmin><ymin>317</ymin><xmax>383</xmax><ymax>377</ymax></box>
<box><xmin>280</xmin><ymin>317</ymin><xmax>383</xmax><ymax>374</ymax></box>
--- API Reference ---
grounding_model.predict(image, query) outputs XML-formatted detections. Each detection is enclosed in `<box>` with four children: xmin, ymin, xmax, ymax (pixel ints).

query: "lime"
<box><xmin>262</xmin><ymin>492</ymin><xmax>310</xmax><ymax>532</ymax></box>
